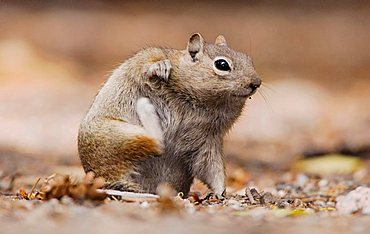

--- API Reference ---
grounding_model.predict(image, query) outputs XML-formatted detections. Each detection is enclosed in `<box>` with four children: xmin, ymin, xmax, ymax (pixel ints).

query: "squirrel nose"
<box><xmin>248</xmin><ymin>75</ymin><xmax>261</xmax><ymax>91</ymax></box>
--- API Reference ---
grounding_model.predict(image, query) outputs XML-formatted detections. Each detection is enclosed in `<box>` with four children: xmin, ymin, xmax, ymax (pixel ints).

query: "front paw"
<box><xmin>143</xmin><ymin>59</ymin><xmax>172</xmax><ymax>81</ymax></box>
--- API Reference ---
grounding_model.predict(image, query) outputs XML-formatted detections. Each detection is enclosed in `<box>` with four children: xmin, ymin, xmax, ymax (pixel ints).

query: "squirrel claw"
<box><xmin>145</xmin><ymin>59</ymin><xmax>172</xmax><ymax>81</ymax></box>
<box><xmin>204</xmin><ymin>192</ymin><xmax>225</xmax><ymax>201</ymax></box>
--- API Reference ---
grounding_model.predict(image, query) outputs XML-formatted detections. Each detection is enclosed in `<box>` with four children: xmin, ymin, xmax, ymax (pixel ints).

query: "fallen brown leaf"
<box><xmin>18</xmin><ymin>172</ymin><xmax>107</xmax><ymax>203</ymax></box>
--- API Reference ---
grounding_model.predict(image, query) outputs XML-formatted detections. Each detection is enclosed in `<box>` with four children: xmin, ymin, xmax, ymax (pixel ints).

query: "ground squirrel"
<box><xmin>78</xmin><ymin>33</ymin><xmax>261</xmax><ymax>196</ymax></box>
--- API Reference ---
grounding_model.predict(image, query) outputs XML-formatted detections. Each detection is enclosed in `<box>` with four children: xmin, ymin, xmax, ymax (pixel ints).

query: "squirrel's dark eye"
<box><xmin>214</xmin><ymin>59</ymin><xmax>231</xmax><ymax>71</ymax></box>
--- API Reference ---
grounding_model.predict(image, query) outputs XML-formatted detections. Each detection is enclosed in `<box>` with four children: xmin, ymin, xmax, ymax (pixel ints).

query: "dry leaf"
<box><xmin>156</xmin><ymin>183</ymin><xmax>179</xmax><ymax>213</ymax></box>
<box><xmin>18</xmin><ymin>172</ymin><xmax>107</xmax><ymax>203</ymax></box>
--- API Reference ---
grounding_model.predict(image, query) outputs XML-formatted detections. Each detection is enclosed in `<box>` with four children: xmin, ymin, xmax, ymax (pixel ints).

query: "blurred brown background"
<box><xmin>0</xmin><ymin>1</ymin><xmax>369</xmax><ymax>175</ymax></box>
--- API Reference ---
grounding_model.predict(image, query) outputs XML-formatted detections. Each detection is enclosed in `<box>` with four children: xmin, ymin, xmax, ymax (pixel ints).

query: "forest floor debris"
<box><xmin>2</xmin><ymin>164</ymin><xmax>368</xmax><ymax>215</ymax></box>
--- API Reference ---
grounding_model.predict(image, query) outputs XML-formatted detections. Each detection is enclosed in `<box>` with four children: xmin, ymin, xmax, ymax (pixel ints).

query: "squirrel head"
<box><xmin>168</xmin><ymin>33</ymin><xmax>261</xmax><ymax>107</ymax></box>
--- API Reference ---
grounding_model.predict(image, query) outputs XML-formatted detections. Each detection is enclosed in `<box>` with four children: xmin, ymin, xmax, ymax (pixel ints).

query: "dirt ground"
<box><xmin>0</xmin><ymin>1</ymin><xmax>369</xmax><ymax>233</ymax></box>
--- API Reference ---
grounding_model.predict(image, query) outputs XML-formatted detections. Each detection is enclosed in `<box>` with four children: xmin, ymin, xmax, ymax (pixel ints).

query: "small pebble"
<box><xmin>336</xmin><ymin>186</ymin><xmax>370</xmax><ymax>215</ymax></box>
<box><xmin>295</xmin><ymin>174</ymin><xmax>309</xmax><ymax>187</ymax></box>
<box><xmin>318</xmin><ymin>179</ymin><xmax>328</xmax><ymax>188</ymax></box>
<box><xmin>140</xmin><ymin>201</ymin><xmax>150</xmax><ymax>208</ymax></box>
<box><xmin>261</xmin><ymin>192</ymin><xmax>275</xmax><ymax>205</ymax></box>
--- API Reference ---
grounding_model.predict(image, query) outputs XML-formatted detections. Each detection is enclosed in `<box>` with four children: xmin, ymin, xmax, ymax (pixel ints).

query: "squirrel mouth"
<box><xmin>232</xmin><ymin>88</ymin><xmax>257</xmax><ymax>98</ymax></box>
<box><xmin>233</xmin><ymin>94</ymin><xmax>249</xmax><ymax>98</ymax></box>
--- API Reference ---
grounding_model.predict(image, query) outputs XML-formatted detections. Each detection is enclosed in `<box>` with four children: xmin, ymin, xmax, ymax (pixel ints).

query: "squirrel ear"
<box><xmin>215</xmin><ymin>35</ymin><xmax>227</xmax><ymax>46</ymax></box>
<box><xmin>187</xmin><ymin>33</ymin><xmax>204</xmax><ymax>62</ymax></box>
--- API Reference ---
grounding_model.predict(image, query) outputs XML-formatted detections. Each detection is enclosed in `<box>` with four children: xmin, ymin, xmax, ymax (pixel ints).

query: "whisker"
<box><xmin>257</xmin><ymin>88</ymin><xmax>275</xmax><ymax>113</ymax></box>
<box><xmin>257</xmin><ymin>89</ymin><xmax>268</xmax><ymax>105</ymax></box>
<box><xmin>261</xmin><ymin>82</ymin><xmax>279</xmax><ymax>94</ymax></box>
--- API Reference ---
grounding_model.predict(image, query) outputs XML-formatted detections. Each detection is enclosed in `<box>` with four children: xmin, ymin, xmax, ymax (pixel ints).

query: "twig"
<box><xmin>28</xmin><ymin>177</ymin><xmax>41</xmax><ymax>200</ymax></box>
<box><xmin>99</xmin><ymin>189</ymin><xmax>159</xmax><ymax>202</ymax></box>
<box><xmin>245</xmin><ymin>187</ymin><xmax>257</xmax><ymax>205</ymax></box>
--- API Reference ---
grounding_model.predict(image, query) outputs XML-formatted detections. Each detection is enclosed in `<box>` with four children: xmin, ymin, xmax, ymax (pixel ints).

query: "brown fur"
<box><xmin>78</xmin><ymin>33</ymin><xmax>261</xmax><ymax>196</ymax></box>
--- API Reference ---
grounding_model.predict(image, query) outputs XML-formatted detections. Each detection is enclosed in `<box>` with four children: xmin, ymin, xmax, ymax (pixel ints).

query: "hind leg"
<box><xmin>102</xmin><ymin>98</ymin><xmax>164</xmax><ymax>192</ymax></box>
